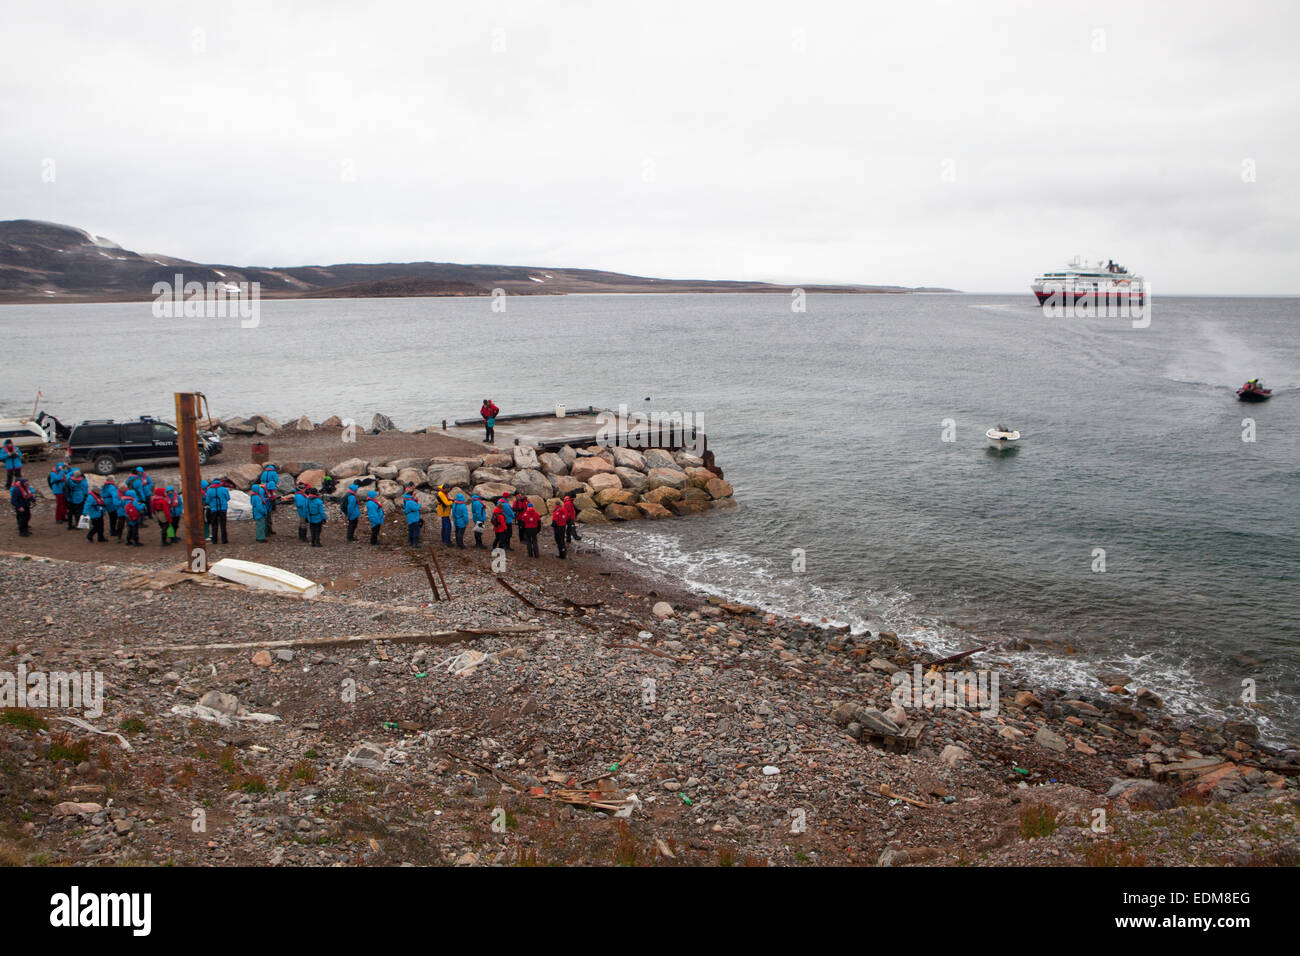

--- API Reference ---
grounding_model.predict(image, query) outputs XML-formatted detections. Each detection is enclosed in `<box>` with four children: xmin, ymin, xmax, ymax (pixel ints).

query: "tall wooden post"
<box><xmin>174</xmin><ymin>392</ymin><xmax>206</xmax><ymax>572</ymax></box>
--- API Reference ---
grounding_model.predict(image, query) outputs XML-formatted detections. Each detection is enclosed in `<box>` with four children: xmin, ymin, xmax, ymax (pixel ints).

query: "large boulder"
<box><xmin>223</xmin><ymin>417</ymin><xmax>255</xmax><ymax>435</ymax></box>
<box><xmin>603</xmin><ymin>503</ymin><xmax>642</xmax><ymax>521</ymax></box>
<box><xmin>429</xmin><ymin>455</ymin><xmax>484</xmax><ymax>469</ymax></box>
<box><xmin>636</xmin><ymin>501</ymin><xmax>673</xmax><ymax>519</ymax></box>
<box><xmin>370</xmin><ymin>413</ymin><xmax>396</xmax><ymax>433</ymax></box>
<box><xmin>552</xmin><ymin>475</ymin><xmax>589</xmax><ymax>497</ymax></box>
<box><xmin>574</xmin><ymin>493</ymin><xmax>597</xmax><ymax>512</ymax></box>
<box><xmin>577</xmin><ymin>508</ymin><xmax>609</xmax><ymax>524</ymax></box>
<box><xmin>674</xmin><ymin>451</ymin><xmax>704</xmax><ymax>468</ymax></box>
<box><xmin>587</xmin><ymin>472</ymin><xmax>622</xmax><ymax>493</ymax></box>
<box><xmin>526</xmin><ymin>495</ymin><xmax>551</xmax><ymax>514</ymax></box>
<box><xmin>297</xmin><ymin>468</ymin><xmax>325</xmax><ymax>490</ymax></box>
<box><xmin>669</xmin><ymin>499</ymin><xmax>712</xmax><ymax>516</ymax></box>
<box><xmin>512</xmin><ymin>446</ymin><xmax>540</xmax><ymax>470</ymax></box>
<box><xmin>614</xmin><ymin>467</ymin><xmax>648</xmax><ymax>493</ymax></box>
<box><xmin>680</xmin><ymin>485</ymin><xmax>711</xmax><ymax>501</ymax></box>
<box><xmin>473</xmin><ymin>481</ymin><xmax>515</xmax><ymax>500</ymax></box>
<box><xmin>320</xmin><ymin>415</ymin><xmax>343</xmax><ymax>428</ymax></box>
<box><xmin>396</xmin><ymin>468</ymin><xmax>425</xmax><ymax>487</ymax></box>
<box><xmin>293</xmin><ymin>415</ymin><xmax>314</xmax><ymax>431</ymax></box>
<box><xmin>377</xmin><ymin>479</ymin><xmax>403</xmax><ymax>498</ymax></box>
<box><xmin>331</xmin><ymin>458</ymin><xmax>370</xmax><ymax>479</ymax></box>
<box><xmin>646</xmin><ymin>467</ymin><xmax>688</xmax><ymax>491</ymax></box>
<box><xmin>643</xmin><ymin>448</ymin><xmax>677</xmax><ymax>470</ymax></box>
<box><xmin>387</xmin><ymin>457</ymin><xmax>432</xmax><ymax>472</ymax></box>
<box><xmin>537</xmin><ymin>452</ymin><xmax>568</xmax><ymax>476</ymax></box>
<box><xmin>594</xmin><ymin>488</ymin><xmax>637</xmax><ymax>507</ymax></box>
<box><xmin>471</xmin><ymin>467</ymin><xmax>514</xmax><ymax>484</ymax></box>
<box><xmin>558</xmin><ymin>445</ymin><xmax>578</xmax><ymax>467</ymax></box>
<box><xmin>644</xmin><ymin>485</ymin><xmax>683</xmax><ymax>506</ymax></box>
<box><xmin>427</xmin><ymin>463</ymin><xmax>472</xmax><ymax>489</ymax></box>
<box><xmin>370</xmin><ymin>465</ymin><xmax>399</xmax><ymax>480</ymax></box>
<box><xmin>571</xmin><ymin>457</ymin><xmax>616</xmax><ymax>484</ymax></box>
<box><xmin>483</xmin><ymin>453</ymin><xmax>514</xmax><ymax>469</ymax></box>
<box><xmin>225</xmin><ymin>462</ymin><xmax>264</xmax><ymax>490</ymax></box>
<box><xmin>247</xmin><ymin>413</ymin><xmax>280</xmax><ymax>432</ymax></box>
<box><xmin>611</xmin><ymin>446</ymin><xmax>646</xmax><ymax>470</ymax></box>
<box><xmin>685</xmin><ymin>466</ymin><xmax>715</xmax><ymax>489</ymax></box>
<box><xmin>511</xmin><ymin>469</ymin><xmax>553</xmax><ymax>498</ymax></box>
<box><xmin>705</xmin><ymin>477</ymin><xmax>734</xmax><ymax>499</ymax></box>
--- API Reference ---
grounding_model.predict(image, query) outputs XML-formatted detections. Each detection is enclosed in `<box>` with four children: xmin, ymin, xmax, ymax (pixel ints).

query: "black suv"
<box><xmin>67</xmin><ymin>416</ymin><xmax>223</xmax><ymax>475</ymax></box>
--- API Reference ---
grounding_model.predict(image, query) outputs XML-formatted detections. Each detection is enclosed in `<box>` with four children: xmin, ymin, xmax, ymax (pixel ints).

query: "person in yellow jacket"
<box><xmin>436</xmin><ymin>483</ymin><xmax>454</xmax><ymax>546</ymax></box>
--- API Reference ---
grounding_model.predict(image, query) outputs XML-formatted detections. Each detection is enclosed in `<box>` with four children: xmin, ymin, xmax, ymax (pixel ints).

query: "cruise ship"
<box><xmin>1031</xmin><ymin>257</ymin><xmax>1144</xmax><ymax>306</ymax></box>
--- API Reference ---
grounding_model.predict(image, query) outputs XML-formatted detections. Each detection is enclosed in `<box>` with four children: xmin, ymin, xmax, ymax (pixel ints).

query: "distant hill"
<box><xmin>0</xmin><ymin>219</ymin><xmax>958</xmax><ymax>301</ymax></box>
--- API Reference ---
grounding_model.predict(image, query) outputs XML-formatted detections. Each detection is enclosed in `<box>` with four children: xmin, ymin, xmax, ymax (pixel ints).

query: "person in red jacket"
<box><xmin>491</xmin><ymin>498</ymin><xmax>509</xmax><ymax>550</ymax></box>
<box><xmin>149</xmin><ymin>487</ymin><xmax>172</xmax><ymax>546</ymax></box>
<box><xmin>479</xmin><ymin>399</ymin><xmax>499</xmax><ymax>444</ymax></box>
<box><xmin>519</xmin><ymin>501</ymin><xmax>541</xmax><ymax>558</ymax></box>
<box><xmin>550</xmin><ymin>497</ymin><xmax>569</xmax><ymax>559</ymax></box>
<box><xmin>562</xmin><ymin>494</ymin><xmax>582</xmax><ymax>545</ymax></box>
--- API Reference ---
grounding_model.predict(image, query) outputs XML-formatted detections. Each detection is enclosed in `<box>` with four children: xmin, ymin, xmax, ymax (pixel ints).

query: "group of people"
<box><xmin>11</xmin><ymin>454</ymin><xmax>587</xmax><ymax>561</ymax></box>
<box><xmin>10</xmin><ymin>462</ymin><xmax>185</xmax><ymax>546</ymax></box>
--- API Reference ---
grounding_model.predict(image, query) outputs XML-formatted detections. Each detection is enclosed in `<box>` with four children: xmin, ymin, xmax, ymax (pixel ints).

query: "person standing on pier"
<box><xmin>403</xmin><ymin>486</ymin><xmax>423</xmax><ymax>546</ymax></box>
<box><xmin>47</xmin><ymin>461</ymin><xmax>68</xmax><ymax>524</ymax></box>
<box><xmin>480</xmin><ymin>398</ymin><xmax>499</xmax><ymax>444</ymax></box>
<box><xmin>305</xmin><ymin>486</ymin><xmax>326</xmax><ymax>547</ymax></box>
<box><xmin>344</xmin><ymin>482</ymin><xmax>361</xmax><ymax>541</ymax></box>
<box><xmin>1</xmin><ymin>439</ymin><xmax>22</xmax><ymax>489</ymax></box>
<box><xmin>550</xmin><ymin>496</ymin><xmax>569</xmax><ymax>559</ymax></box>
<box><xmin>471</xmin><ymin>493</ymin><xmax>487</xmax><ymax>547</ymax></box>
<box><xmin>436</xmin><ymin>483</ymin><xmax>453</xmax><ymax>546</ymax></box>
<box><xmin>9</xmin><ymin>477</ymin><xmax>34</xmax><ymax>536</ymax></box>
<box><xmin>83</xmin><ymin>484</ymin><xmax>107</xmax><ymax>543</ymax></box>
<box><xmin>364</xmin><ymin>489</ymin><xmax>384</xmax><ymax>546</ymax></box>
<box><xmin>101</xmin><ymin>480</ymin><xmax>123</xmax><ymax>540</ymax></box>
<box><xmin>64</xmin><ymin>468</ymin><xmax>88</xmax><ymax>530</ymax></box>
<box><xmin>452</xmin><ymin>492</ymin><xmax>469</xmax><ymax>548</ymax></box>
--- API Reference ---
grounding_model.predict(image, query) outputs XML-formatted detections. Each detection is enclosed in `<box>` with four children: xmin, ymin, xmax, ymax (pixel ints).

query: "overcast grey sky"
<box><xmin>2</xmin><ymin>0</ymin><xmax>1297</xmax><ymax>293</ymax></box>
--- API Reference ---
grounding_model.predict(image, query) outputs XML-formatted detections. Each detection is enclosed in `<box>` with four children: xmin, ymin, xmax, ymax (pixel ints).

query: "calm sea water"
<box><xmin>3</xmin><ymin>293</ymin><xmax>1298</xmax><ymax>739</ymax></box>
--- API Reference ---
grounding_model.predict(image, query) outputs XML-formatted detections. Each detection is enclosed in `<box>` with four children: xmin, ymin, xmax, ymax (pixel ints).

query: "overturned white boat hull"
<box><xmin>208</xmin><ymin>558</ymin><xmax>323</xmax><ymax>597</ymax></box>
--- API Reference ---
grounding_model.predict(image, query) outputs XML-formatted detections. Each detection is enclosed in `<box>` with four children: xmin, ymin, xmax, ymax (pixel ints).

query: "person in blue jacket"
<box><xmin>470</xmin><ymin>494</ymin><xmax>487</xmax><ymax>548</ymax></box>
<box><xmin>47</xmin><ymin>461</ymin><xmax>68</xmax><ymax>524</ymax></box>
<box><xmin>208</xmin><ymin>479</ymin><xmax>230</xmax><ymax>544</ymax></box>
<box><xmin>10</xmin><ymin>477</ymin><xmax>35</xmax><ymax>536</ymax></box>
<box><xmin>166</xmin><ymin>486</ymin><xmax>182</xmax><ymax>539</ymax></box>
<box><xmin>259</xmin><ymin>463</ymin><xmax>279</xmax><ymax>534</ymax></box>
<box><xmin>1</xmin><ymin>439</ymin><xmax>22</xmax><ymax>489</ymax></box>
<box><xmin>82</xmin><ymin>483</ymin><xmax>107</xmax><ymax>542</ymax></box>
<box><xmin>343</xmin><ymin>482</ymin><xmax>361</xmax><ymax>541</ymax></box>
<box><xmin>250</xmin><ymin>482</ymin><xmax>269</xmax><ymax>542</ymax></box>
<box><xmin>402</xmin><ymin>487</ymin><xmax>422</xmax><ymax>547</ymax></box>
<box><xmin>364</xmin><ymin>490</ymin><xmax>384</xmax><ymax>546</ymax></box>
<box><xmin>101</xmin><ymin>480</ymin><xmax>123</xmax><ymax>540</ymax></box>
<box><xmin>127</xmin><ymin>467</ymin><xmax>153</xmax><ymax>508</ymax></box>
<box><xmin>64</xmin><ymin>468</ymin><xmax>88</xmax><ymax>530</ymax></box>
<box><xmin>293</xmin><ymin>482</ymin><xmax>309</xmax><ymax>541</ymax></box>
<box><xmin>451</xmin><ymin>492</ymin><xmax>470</xmax><ymax>549</ymax></box>
<box><xmin>305</xmin><ymin>487</ymin><xmax>327</xmax><ymax>547</ymax></box>
<box><xmin>498</xmin><ymin>495</ymin><xmax>515</xmax><ymax>550</ymax></box>
<box><xmin>199</xmin><ymin>479</ymin><xmax>211</xmax><ymax>540</ymax></box>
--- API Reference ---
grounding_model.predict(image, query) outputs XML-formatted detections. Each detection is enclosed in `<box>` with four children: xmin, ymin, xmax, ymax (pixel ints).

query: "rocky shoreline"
<box><xmin>207</xmin><ymin>412</ymin><xmax>734</xmax><ymax>523</ymax></box>
<box><xmin>0</xmin><ymin>416</ymin><xmax>1295</xmax><ymax>868</ymax></box>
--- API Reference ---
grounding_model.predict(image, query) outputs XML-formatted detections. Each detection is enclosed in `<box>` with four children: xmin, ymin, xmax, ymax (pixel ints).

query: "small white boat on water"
<box><xmin>986</xmin><ymin>425</ymin><xmax>1021</xmax><ymax>449</ymax></box>
<box><xmin>208</xmin><ymin>558</ymin><xmax>323</xmax><ymax>598</ymax></box>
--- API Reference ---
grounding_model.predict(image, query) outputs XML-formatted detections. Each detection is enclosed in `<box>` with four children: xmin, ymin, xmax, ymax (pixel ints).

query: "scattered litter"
<box><xmin>436</xmin><ymin>649</ymin><xmax>498</xmax><ymax>676</ymax></box>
